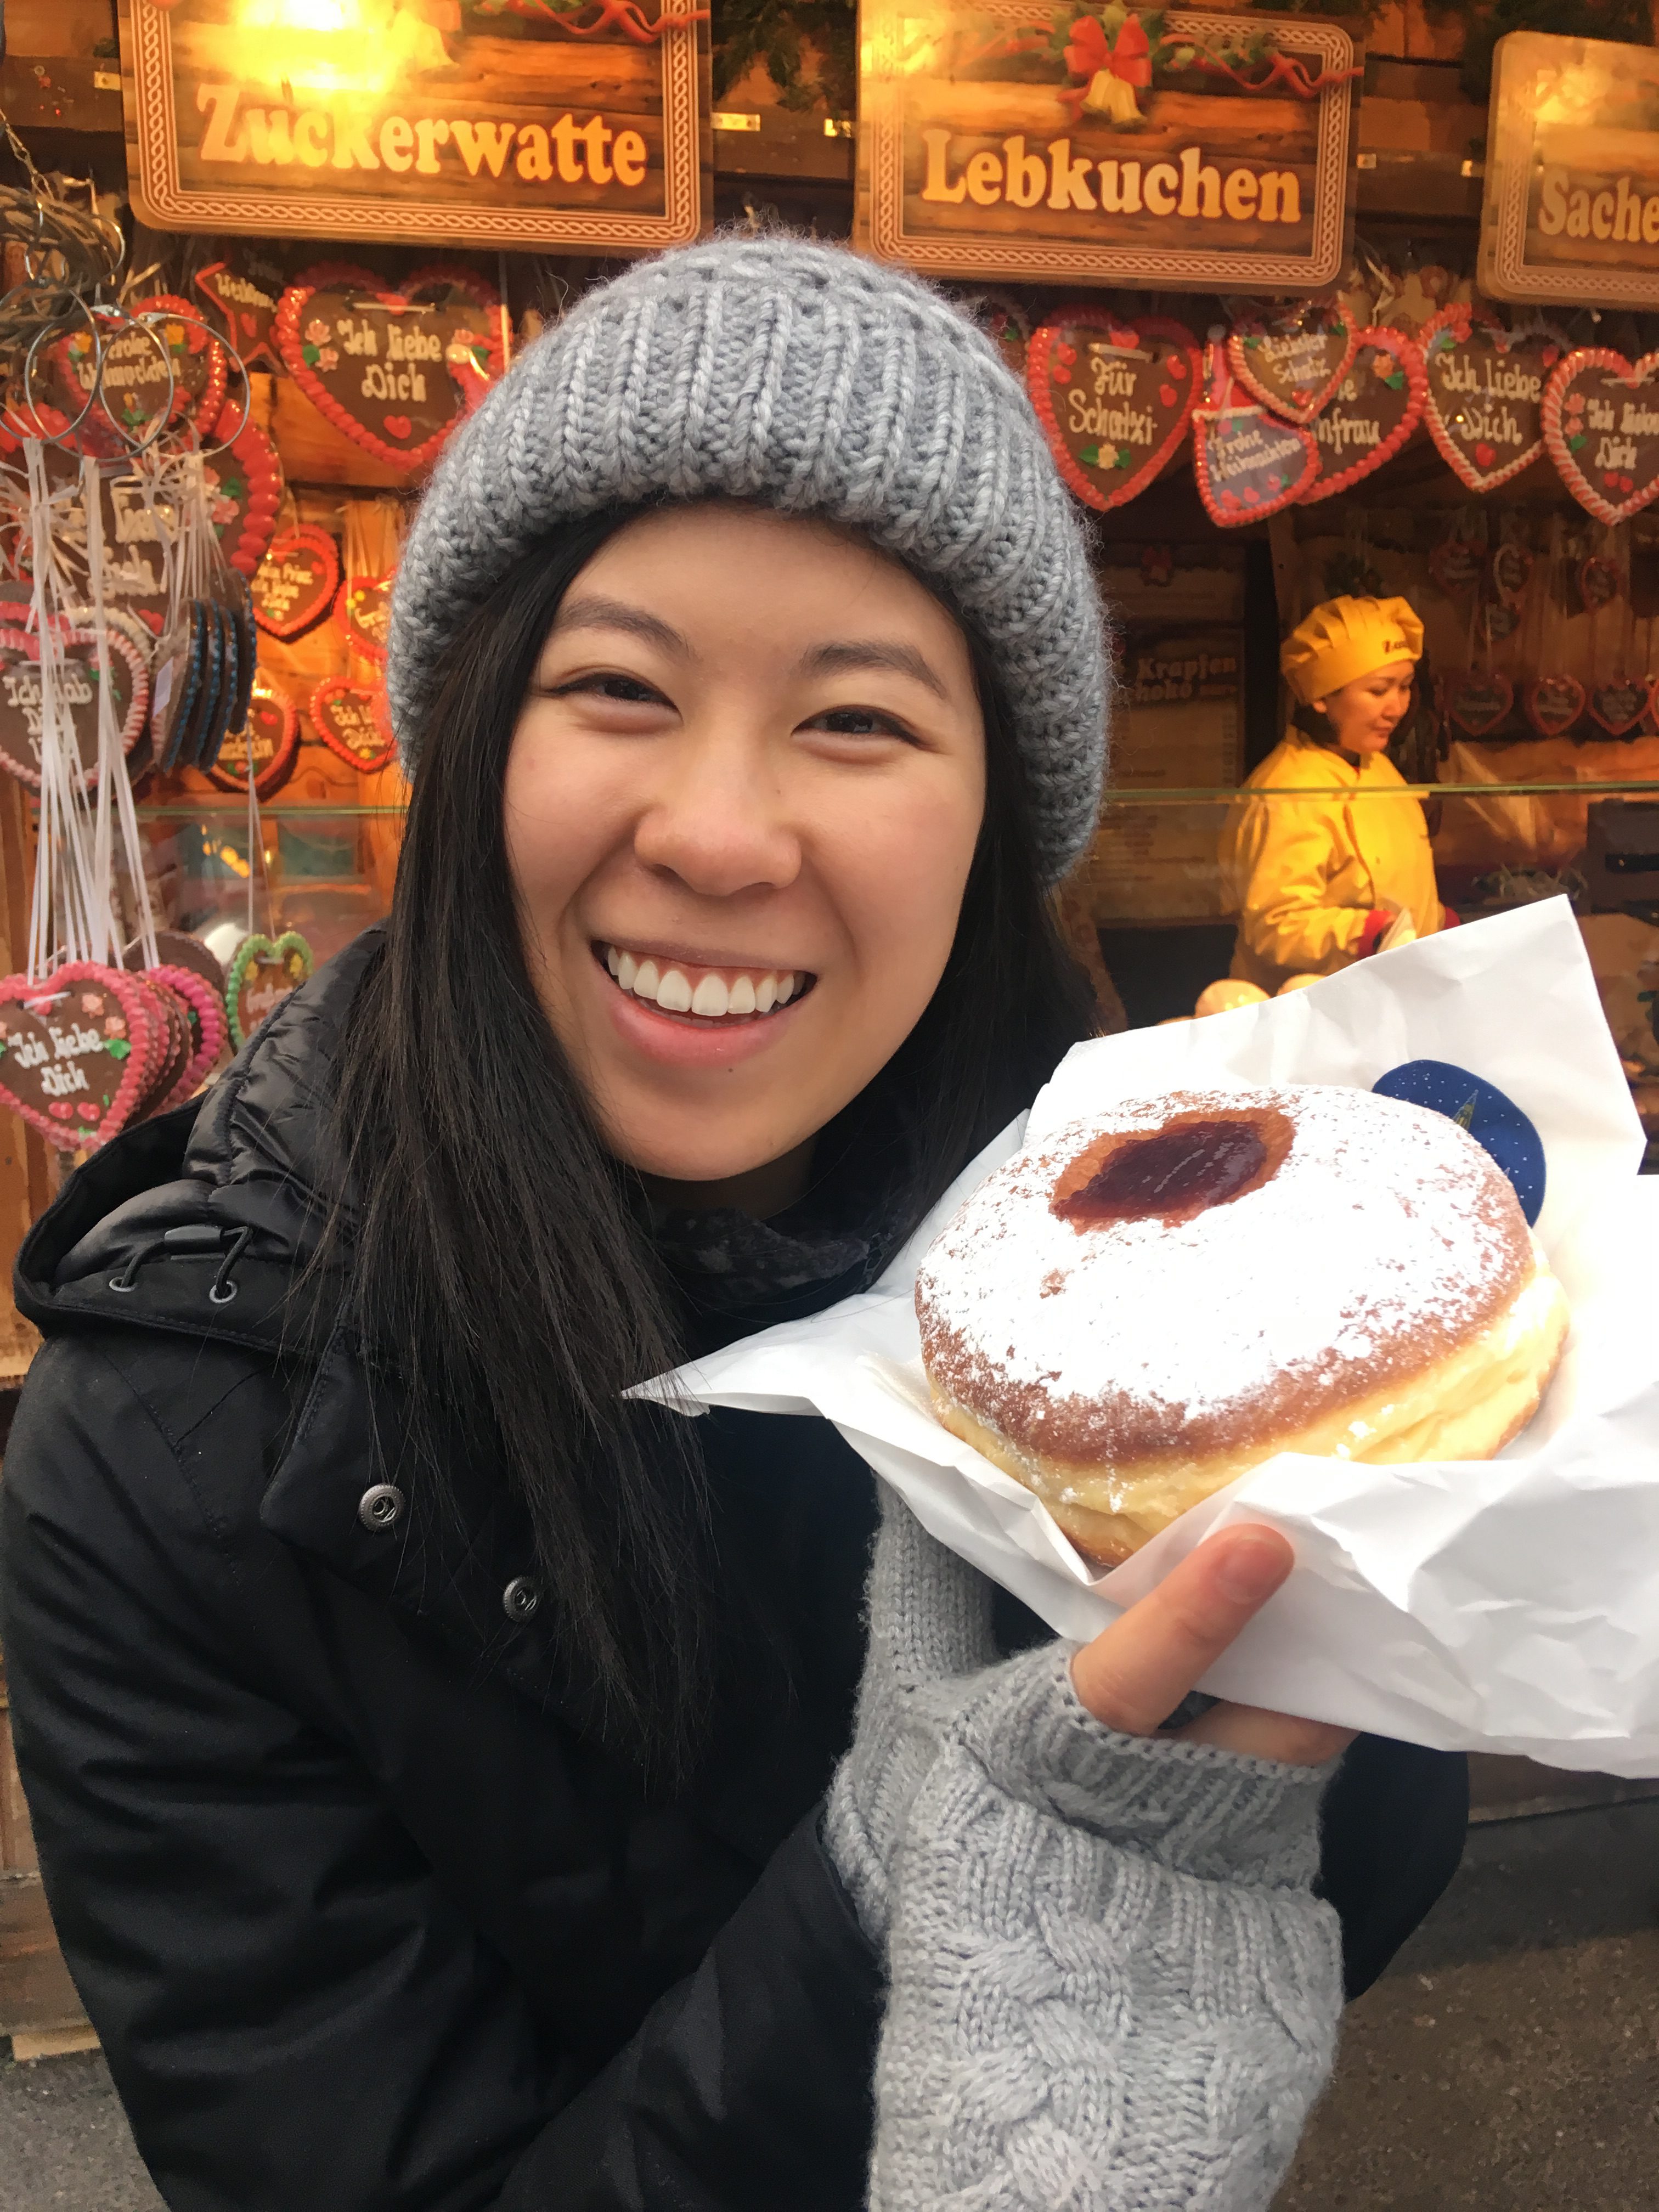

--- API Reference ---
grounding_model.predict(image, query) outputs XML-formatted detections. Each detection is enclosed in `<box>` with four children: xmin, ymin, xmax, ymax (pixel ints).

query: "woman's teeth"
<box><xmin>604</xmin><ymin>945</ymin><xmax>805</xmax><ymax>1020</ymax></box>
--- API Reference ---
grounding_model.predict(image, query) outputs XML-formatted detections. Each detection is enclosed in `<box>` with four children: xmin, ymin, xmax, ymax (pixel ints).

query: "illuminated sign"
<box><xmin>856</xmin><ymin>1</ymin><xmax>1359</xmax><ymax>292</ymax></box>
<box><xmin>117</xmin><ymin>0</ymin><xmax>710</xmax><ymax>251</ymax></box>
<box><xmin>1481</xmin><ymin>30</ymin><xmax>1659</xmax><ymax>308</ymax></box>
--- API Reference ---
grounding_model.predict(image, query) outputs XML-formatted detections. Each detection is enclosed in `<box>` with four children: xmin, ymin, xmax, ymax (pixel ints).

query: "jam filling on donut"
<box><xmin>1053</xmin><ymin>1114</ymin><xmax>1288</xmax><ymax>1228</ymax></box>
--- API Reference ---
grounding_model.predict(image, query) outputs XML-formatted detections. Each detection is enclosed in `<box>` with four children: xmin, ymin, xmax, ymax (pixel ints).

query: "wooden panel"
<box><xmin>0</xmin><ymin>1876</ymin><xmax>88</xmax><ymax>2039</ymax></box>
<box><xmin>0</xmin><ymin>55</ymin><xmax>122</xmax><ymax>133</ymax></box>
<box><xmin>4</xmin><ymin>0</ymin><xmax>117</xmax><ymax>60</ymax></box>
<box><xmin>1</xmin><ymin>1701</ymin><xmax>38</xmax><ymax>1878</ymax></box>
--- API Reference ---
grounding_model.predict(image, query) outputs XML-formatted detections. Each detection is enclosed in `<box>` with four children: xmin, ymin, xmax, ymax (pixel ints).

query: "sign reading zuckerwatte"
<box><xmin>1480</xmin><ymin>28</ymin><xmax>1659</xmax><ymax>309</ymax></box>
<box><xmin>116</xmin><ymin>0</ymin><xmax>709</xmax><ymax>251</ymax></box>
<box><xmin>856</xmin><ymin>1</ymin><xmax>1359</xmax><ymax>293</ymax></box>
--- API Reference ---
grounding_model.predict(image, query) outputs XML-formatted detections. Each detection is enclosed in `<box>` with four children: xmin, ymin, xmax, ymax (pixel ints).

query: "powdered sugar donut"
<box><xmin>916</xmin><ymin>1085</ymin><xmax>1570</xmax><ymax>1566</ymax></box>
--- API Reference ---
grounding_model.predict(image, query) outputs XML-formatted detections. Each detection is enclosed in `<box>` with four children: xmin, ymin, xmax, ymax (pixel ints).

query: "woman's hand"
<box><xmin>1070</xmin><ymin>1526</ymin><xmax>1353</xmax><ymax>1768</ymax></box>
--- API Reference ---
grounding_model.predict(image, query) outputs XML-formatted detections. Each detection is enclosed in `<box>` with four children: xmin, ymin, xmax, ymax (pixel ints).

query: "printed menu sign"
<box><xmin>1079</xmin><ymin>628</ymin><xmax>1243</xmax><ymax>922</ymax></box>
<box><xmin>117</xmin><ymin>0</ymin><xmax>709</xmax><ymax>251</ymax></box>
<box><xmin>1481</xmin><ymin>29</ymin><xmax>1659</xmax><ymax>309</ymax></box>
<box><xmin>857</xmin><ymin>0</ymin><xmax>1359</xmax><ymax>292</ymax></box>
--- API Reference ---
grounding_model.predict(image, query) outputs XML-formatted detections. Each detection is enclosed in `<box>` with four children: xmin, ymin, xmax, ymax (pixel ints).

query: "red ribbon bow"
<box><xmin>1065</xmin><ymin>12</ymin><xmax>1153</xmax><ymax>89</ymax></box>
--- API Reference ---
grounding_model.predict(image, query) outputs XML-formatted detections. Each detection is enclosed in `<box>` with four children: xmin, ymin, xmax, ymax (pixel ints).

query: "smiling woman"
<box><xmin>1</xmin><ymin>241</ymin><xmax>1460</xmax><ymax>2212</ymax></box>
<box><xmin>505</xmin><ymin>506</ymin><xmax>988</xmax><ymax>1190</ymax></box>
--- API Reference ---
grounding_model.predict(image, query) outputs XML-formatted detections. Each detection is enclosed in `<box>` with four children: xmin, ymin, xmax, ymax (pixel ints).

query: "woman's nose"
<box><xmin>631</xmin><ymin>736</ymin><xmax>803</xmax><ymax>898</ymax></box>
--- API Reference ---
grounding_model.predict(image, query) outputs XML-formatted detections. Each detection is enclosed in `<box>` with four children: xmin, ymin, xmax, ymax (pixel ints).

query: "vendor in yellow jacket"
<box><xmin>1220</xmin><ymin>594</ymin><xmax>1449</xmax><ymax>995</ymax></box>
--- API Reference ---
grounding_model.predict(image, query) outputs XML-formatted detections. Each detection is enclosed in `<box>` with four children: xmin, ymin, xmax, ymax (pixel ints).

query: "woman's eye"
<box><xmin>584</xmin><ymin>674</ymin><xmax>662</xmax><ymax>704</ymax></box>
<box><xmin>544</xmin><ymin>671</ymin><xmax>664</xmax><ymax>705</ymax></box>
<box><xmin>808</xmin><ymin>706</ymin><xmax>909</xmax><ymax>738</ymax></box>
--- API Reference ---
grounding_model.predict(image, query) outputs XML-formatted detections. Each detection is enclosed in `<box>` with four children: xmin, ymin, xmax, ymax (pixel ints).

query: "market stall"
<box><xmin>4</xmin><ymin>0</ymin><xmax>1659</xmax><ymax>2050</ymax></box>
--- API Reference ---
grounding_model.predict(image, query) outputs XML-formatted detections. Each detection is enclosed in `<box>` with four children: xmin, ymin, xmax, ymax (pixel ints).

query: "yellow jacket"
<box><xmin>1220</xmin><ymin>730</ymin><xmax>1444</xmax><ymax>994</ymax></box>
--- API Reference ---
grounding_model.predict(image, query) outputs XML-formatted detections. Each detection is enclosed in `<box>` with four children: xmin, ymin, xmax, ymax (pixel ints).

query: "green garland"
<box><xmin>1419</xmin><ymin>0</ymin><xmax>1650</xmax><ymax>101</ymax></box>
<box><xmin>712</xmin><ymin>0</ymin><xmax>856</xmax><ymax>112</ymax></box>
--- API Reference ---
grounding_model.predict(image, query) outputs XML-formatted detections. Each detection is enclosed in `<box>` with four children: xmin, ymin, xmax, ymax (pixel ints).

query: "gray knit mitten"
<box><xmin>826</xmin><ymin>1492</ymin><xmax>1344</xmax><ymax>2212</ymax></box>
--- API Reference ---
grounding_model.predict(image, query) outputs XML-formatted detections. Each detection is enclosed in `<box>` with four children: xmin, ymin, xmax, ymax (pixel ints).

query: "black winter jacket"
<box><xmin>0</xmin><ymin>933</ymin><xmax>1469</xmax><ymax>2211</ymax></box>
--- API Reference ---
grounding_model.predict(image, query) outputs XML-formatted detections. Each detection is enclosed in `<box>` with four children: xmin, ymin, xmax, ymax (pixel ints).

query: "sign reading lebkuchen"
<box><xmin>117</xmin><ymin>0</ymin><xmax>709</xmax><ymax>252</ymax></box>
<box><xmin>1480</xmin><ymin>29</ymin><xmax>1659</xmax><ymax>309</ymax></box>
<box><xmin>856</xmin><ymin>1</ymin><xmax>1361</xmax><ymax>293</ymax></box>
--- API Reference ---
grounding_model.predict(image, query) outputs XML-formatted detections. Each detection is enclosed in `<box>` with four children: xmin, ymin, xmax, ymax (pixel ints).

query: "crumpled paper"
<box><xmin>640</xmin><ymin>899</ymin><xmax>1659</xmax><ymax>1774</ymax></box>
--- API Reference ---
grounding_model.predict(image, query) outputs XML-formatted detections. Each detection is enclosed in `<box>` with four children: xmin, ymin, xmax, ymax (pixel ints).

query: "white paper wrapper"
<box><xmin>641</xmin><ymin>899</ymin><xmax>1659</xmax><ymax>1774</ymax></box>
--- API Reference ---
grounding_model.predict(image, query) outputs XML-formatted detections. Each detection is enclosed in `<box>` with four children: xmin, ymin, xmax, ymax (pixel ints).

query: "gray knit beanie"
<box><xmin>387</xmin><ymin>236</ymin><xmax>1108</xmax><ymax>882</ymax></box>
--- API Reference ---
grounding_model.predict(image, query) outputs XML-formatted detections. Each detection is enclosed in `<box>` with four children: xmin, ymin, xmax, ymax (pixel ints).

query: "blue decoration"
<box><xmin>1372</xmin><ymin>1059</ymin><xmax>1545</xmax><ymax>1224</ymax></box>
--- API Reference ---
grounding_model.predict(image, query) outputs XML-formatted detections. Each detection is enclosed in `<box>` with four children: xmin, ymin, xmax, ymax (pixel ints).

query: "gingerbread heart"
<box><xmin>1192</xmin><ymin>403</ymin><xmax>1319</xmax><ymax>526</ymax></box>
<box><xmin>345</xmin><ymin>573</ymin><xmax>393</xmax><ymax>663</ymax></box>
<box><xmin>1299</xmin><ymin>329</ymin><xmax>1426</xmax><ymax>506</ymax></box>
<box><xmin>1489</xmin><ymin>541</ymin><xmax>1533</xmax><ymax>600</ymax></box>
<box><xmin>253</xmin><ymin>526</ymin><xmax>340</xmax><ymax>640</ymax></box>
<box><xmin>145</xmin><ymin>963</ymin><xmax>227</xmax><ymax>1103</ymax></box>
<box><xmin>0</xmin><ymin>963</ymin><xmax>157</xmax><ymax>1149</ymax></box>
<box><xmin>309</xmin><ymin>678</ymin><xmax>397</xmax><ymax>772</ymax></box>
<box><xmin>1523</xmin><ymin>674</ymin><xmax>1586</xmax><ymax>738</ymax></box>
<box><xmin>274</xmin><ymin>275</ymin><xmax>503</xmax><ymax>475</ymax></box>
<box><xmin>131</xmin><ymin>977</ymin><xmax>194</xmax><ymax>1121</ymax></box>
<box><xmin>1444</xmin><ymin>671</ymin><xmax>1515</xmax><ymax>738</ymax></box>
<box><xmin>193</xmin><ymin>255</ymin><xmax>285</xmax><ymax>373</ymax></box>
<box><xmin>131</xmin><ymin>294</ymin><xmax>228</xmax><ymax>441</ymax></box>
<box><xmin>0</xmin><ymin>624</ymin><xmax>150</xmax><ymax>791</ymax></box>
<box><xmin>1578</xmin><ymin>555</ymin><xmax>1621</xmax><ymax>612</ymax></box>
<box><xmin>1428</xmin><ymin>532</ymin><xmax>1485</xmax><ymax>596</ymax></box>
<box><xmin>1227</xmin><ymin>301</ymin><xmax>1358</xmax><ymax>427</ymax></box>
<box><xmin>1420</xmin><ymin>305</ymin><xmax>1558</xmax><ymax>495</ymax></box>
<box><xmin>48</xmin><ymin>317</ymin><xmax>175</xmax><ymax>455</ymax></box>
<box><xmin>227</xmin><ymin>932</ymin><xmax>314</xmax><ymax>1049</ymax></box>
<box><xmin>1544</xmin><ymin>347</ymin><xmax>1659</xmax><ymax>527</ymax></box>
<box><xmin>123</xmin><ymin>929</ymin><xmax>226</xmax><ymax>997</ymax></box>
<box><xmin>1026</xmin><ymin>309</ymin><xmax>1200</xmax><ymax>512</ymax></box>
<box><xmin>1589</xmin><ymin>676</ymin><xmax>1652</xmax><ymax>737</ymax></box>
<box><xmin>204</xmin><ymin>399</ymin><xmax>284</xmax><ymax>581</ymax></box>
<box><xmin>206</xmin><ymin>676</ymin><xmax>300</xmax><ymax>797</ymax></box>
<box><xmin>973</xmin><ymin>290</ymin><xmax>1030</xmax><ymax>382</ymax></box>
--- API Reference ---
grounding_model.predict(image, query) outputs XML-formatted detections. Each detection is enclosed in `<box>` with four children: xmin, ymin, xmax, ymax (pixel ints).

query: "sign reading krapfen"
<box><xmin>856</xmin><ymin>2</ymin><xmax>1359</xmax><ymax>292</ymax></box>
<box><xmin>1480</xmin><ymin>30</ymin><xmax>1659</xmax><ymax>309</ymax></box>
<box><xmin>117</xmin><ymin>0</ymin><xmax>709</xmax><ymax>251</ymax></box>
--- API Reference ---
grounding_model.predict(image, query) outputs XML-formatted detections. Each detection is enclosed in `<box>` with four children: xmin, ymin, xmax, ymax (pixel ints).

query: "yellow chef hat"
<box><xmin>1280</xmin><ymin>595</ymin><xmax>1424</xmax><ymax>704</ymax></box>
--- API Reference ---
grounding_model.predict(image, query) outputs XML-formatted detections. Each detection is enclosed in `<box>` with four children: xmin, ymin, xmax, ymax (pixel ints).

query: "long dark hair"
<box><xmin>326</xmin><ymin>503</ymin><xmax>1094</xmax><ymax>1774</ymax></box>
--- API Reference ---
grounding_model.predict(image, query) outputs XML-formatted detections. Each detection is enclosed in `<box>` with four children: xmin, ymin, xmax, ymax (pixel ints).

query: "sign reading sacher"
<box><xmin>1480</xmin><ymin>29</ymin><xmax>1659</xmax><ymax>309</ymax></box>
<box><xmin>856</xmin><ymin>1</ymin><xmax>1361</xmax><ymax>292</ymax></box>
<box><xmin>116</xmin><ymin>0</ymin><xmax>710</xmax><ymax>251</ymax></box>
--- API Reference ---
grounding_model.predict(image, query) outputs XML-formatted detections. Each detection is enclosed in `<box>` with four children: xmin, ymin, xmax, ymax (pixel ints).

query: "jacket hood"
<box><xmin>14</xmin><ymin>930</ymin><xmax>380</xmax><ymax>1358</ymax></box>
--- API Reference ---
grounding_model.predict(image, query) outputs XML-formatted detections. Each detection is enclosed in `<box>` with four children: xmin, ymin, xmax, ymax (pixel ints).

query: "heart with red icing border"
<box><xmin>145</xmin><ymin>963</ymin><xmax>227</xmax><ymax>1103</ymax></box>
<box><xmin>1589</xmin><ymin>676</ymin><xmax>1653</xmax><ymax>736</ymax></box>
<box><xmin>252</xmin><ymin>526</ymin><xmax>340</xmax><ymax>640</ymax></box>
<box><xmin>1544</xmin><ymin>347</ymin><xmax>1659</xmax><ymax>527</ymax></box>
<box><xmin>1420</xmin><ymin>305</ymin><xmax>1558</xmax><ymax>494</ymax></box>
<box><xmin>1026</xmin><ymin>308</ymin><xmax>1200</xmax><ymax>512</ymax></box>
<box><xmin>1444</xmin><ymin>671</ymin><xmax>1515</xmax><ymax>738</ymax></box>
<box><xmin>0</xmin><ymin>963</ymin><xmax>157</xmax><ymax>1149</ymax></box>
<box><xmin>206</xmin><ymin>677</ymin><xmax>301</xmax><ymax>796</ymax></box>
<box><xmin>344</xmin><ymin>574</ymin><xmax>393</xmax><ymax>664</ymax></box>
<box><xmin>205</xmin><ymin>399</ymin><xmax>284</xmax><ymax>581</ymax></box>
<box><xmin>1227</xmin><ymin>301</ymin><xmax>1358</xmax><ymax>427</ymax></box>
<box><xmin>0</xmin><ymin>624</ymin><xmax>150</xmax><ymax>791</ymax></box>
<box><xmin>274</xmin><ymin>264</ymin><xmax>503</xmax><ymax>475</ymax></box>
<box><xmin>130</xmin><ymin>294</ymin><xmax>228</xmax><ymax>441</ymax></box>
<box><xmin>1299</xmin><ymin>329</ymin><xmax>1426</xmax><ymax>506</ymax></box>
<box><xmin>1192</xmin><ymin>403</ymin><xmax>1318</xmax><ymax>526</ymax></box>
<box><xmin>1523</xmin><ymin>674</ymin><xmax>1585</xmax><ymax>738</ymax></box>
<box><xmin>309</xmin><ymin>678</ymin><xmax>397</xmax><ymax>772</ymax></box>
